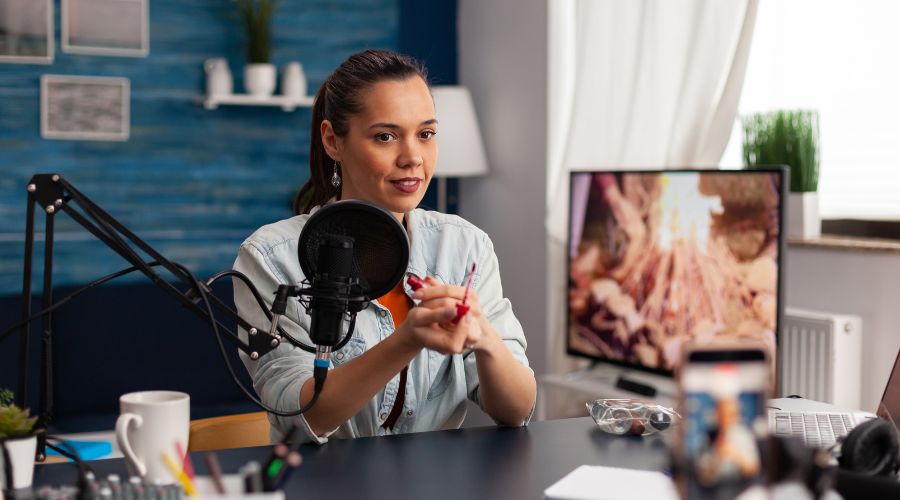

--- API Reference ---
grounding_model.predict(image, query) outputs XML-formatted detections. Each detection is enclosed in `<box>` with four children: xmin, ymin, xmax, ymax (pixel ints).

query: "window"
<box><xmin>720</xmin><ymin>0</ymin><xmax>900</xmax><ymax>221</ymax></box>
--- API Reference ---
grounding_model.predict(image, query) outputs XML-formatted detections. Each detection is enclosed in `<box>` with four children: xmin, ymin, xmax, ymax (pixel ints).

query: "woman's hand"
<box><xmin>405</xmin><ymin>276</ymin><xmax>498</xmax><ymax>354</ymax></box>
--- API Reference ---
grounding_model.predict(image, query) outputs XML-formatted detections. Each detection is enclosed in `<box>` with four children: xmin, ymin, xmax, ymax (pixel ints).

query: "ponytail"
<box><xmin>292</xmin><ymin>82</ymin><xmax>341</xmax><ymax>214</ymax></box>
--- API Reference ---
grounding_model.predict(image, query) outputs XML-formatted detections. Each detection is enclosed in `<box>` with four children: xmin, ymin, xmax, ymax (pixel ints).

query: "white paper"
<box><xmin>544</xmin><ymin>465</ymin><xmax>678</xmax><ymax>500</ymax></box>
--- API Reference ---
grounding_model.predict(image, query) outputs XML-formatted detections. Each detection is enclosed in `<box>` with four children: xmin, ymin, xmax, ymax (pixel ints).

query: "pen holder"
<box><xmin>194</xmin><ymin>475</ymin><xmax>285</xmax><ymax>500</ymax></box>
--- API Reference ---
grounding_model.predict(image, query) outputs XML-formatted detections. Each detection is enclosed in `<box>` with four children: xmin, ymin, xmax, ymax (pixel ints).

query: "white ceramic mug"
<box><xmin>115</xmin><ymin>391</ymin><xmax>189</xmax><ymax>484</ymax></box>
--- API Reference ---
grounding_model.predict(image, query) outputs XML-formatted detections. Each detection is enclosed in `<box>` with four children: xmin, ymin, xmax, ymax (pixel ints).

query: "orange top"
<box><xmin>377</xmin><ymin>279</ymin><xmax>413</xmax><ymax>327</ymax></box>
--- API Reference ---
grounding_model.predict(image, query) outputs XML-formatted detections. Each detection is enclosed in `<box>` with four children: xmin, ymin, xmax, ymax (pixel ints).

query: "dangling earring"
<box><xmin>331</xmin><ymin>160</ymin><xmax>341</xmax><ymax>188</ymax></box>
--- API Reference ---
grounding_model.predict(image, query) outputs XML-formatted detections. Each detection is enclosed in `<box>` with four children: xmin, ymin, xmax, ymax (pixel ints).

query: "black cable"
<box><xmin>44</xmin><ymin>434</ymin><xmax>95</xmax><ymax>500</ymax></box>
<box><xmin>202</xmin><ymin>269</ymin><xmax>314</xmax><ymax>353</ymax></box>
<box><xmin>1</xmin><ymin>442</ymin><xmax>12</xmax><ymax>497</ymax></box>
<box><xmin>1</xmin><ymin>258</ymin><xmax>325</xmax><ymax>417</ymax></box>
<box><xmin>0</xmin><ymin>259</ymin><xmax>233</xmax><ymax>346</ymax></box>
<box><xmin>44</xmin><ymin>440</ymin><xmax>92</xmax><ymax>473</ymax></box>
<box><xmin>0</xmin><ymin>262</ymin><xmax>166</xmax><ymax>345</ymax></box>
<box><xmin>12</xmin><ymin>180</ymin><xmax>330</xmax><ymax>418</ymax></box>
<box><xmin>187</xmin><ymin>266</ymin><xmax>323</xmax><ymax>417</ymax></box>
<box><xmin>202</xmin><ymin>269</ymin><xmax>358</xmax><ymax>353</ymax></box>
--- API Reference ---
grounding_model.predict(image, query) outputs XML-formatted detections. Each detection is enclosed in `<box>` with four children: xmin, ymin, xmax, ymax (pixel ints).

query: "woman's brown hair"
<box><xmin>292</xmin><ymin>49</ymin><xmax>428</xmax><ymax>215</ymax></box>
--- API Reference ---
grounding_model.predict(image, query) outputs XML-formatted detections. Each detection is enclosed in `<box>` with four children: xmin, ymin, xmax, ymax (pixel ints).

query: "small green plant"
<box><xmin>236</xmin><ymin>0</ymin><xmax>277</xmax><ymax>64</ymax></box>
<box><xmin>0</xmin><ymin>404</ymin><xmax>37</xmax><ymax>439</ymax></box>
<box><xmin>742</xmin><ymin>110</ymin><xmax>820</xmax><ymax>193</ymax></box>
<box><xmin>0</xmin><ymin>388</ymin><xmax>12</xmax><ymax>406</ymax></box>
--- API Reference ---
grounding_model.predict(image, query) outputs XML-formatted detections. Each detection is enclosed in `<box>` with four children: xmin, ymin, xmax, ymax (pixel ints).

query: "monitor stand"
<box><xmin>614</xmin><ymin>374</ymin><xmax>658</xmax><ymax>397</ymax></box>
<box><xmin>556</xmin><ymin>363</ymin><xmax>674</xmax><ymax>395</ymax></box>
<box><xmin>539</xmin><ymin>363</ymin><xmax>676</xmax><ymax>420</ymax></box>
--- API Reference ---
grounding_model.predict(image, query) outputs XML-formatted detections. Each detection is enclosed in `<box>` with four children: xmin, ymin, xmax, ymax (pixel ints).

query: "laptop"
<box><xmin>769</xmin><ymin>348</ymin><xmax>900</xmax><ymax>449</ymax></box>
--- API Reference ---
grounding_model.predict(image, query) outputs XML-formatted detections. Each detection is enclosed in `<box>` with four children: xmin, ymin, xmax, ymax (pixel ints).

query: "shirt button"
<box><xmin>379</xmin><ymin>310</ymin><xmax>388</xmax><ymax>318</ymax></box>
<box><xmin>406</xmin><ymin>410</ymin><xmax>414</xmax><ymax>416</ymax></box>
<box><xmin>380</xmin><ymin>413</ymin><xmax>388</xmax><ymax>420</ymax></box>
<box><xmin>335</xmin><ymin>353</ymin><xmax>344</xmax><ymax>360</ymax></box>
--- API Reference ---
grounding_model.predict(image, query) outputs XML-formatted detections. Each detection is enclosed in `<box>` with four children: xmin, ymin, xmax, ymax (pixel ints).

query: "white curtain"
<box><xmin>545</xmin><ymin>0</ymin><xmax>759</xmax><ymax>375</ymax></box>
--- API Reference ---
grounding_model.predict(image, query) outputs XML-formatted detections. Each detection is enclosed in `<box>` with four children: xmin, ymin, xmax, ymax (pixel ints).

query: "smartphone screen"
<box><xmin>678</xmin><ymin>347</ymin><xmax>770</xmax><ymax>499</ymax></box>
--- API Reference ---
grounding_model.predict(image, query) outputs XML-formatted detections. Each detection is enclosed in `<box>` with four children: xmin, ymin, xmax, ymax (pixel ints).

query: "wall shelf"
<box><xmin>203</xmin><ymin>94</ymin><xmax>314</xmax><ymax>112</ymax></box>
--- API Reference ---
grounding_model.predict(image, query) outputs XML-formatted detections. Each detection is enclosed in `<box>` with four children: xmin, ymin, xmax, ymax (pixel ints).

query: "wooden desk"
<box><xmin>34</xmin><ymin>417</ymin><xmax>671</xmax><ymax>499</ymax></box>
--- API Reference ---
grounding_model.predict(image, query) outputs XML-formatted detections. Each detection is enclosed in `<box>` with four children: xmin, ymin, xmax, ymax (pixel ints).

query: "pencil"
<box><xmin>161</xmin><ymin>451</ymin><xmax>197</xmax><ymax>497</ymax></box>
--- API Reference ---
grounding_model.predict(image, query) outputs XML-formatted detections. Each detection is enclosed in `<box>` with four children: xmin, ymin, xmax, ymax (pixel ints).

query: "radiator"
<box><xmin>780</xmin><ymin>307</ymin><xmax>863</xmax><ymax>409</ymax></box>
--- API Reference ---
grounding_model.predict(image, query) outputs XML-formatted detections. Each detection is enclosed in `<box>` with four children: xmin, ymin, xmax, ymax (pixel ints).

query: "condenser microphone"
<box><xmin>296</xmin><ymin>200</ymin><xmax>409</xmax><ymax>389</ymax></box>
<box><xmin>265</xmin><ymin>200</ymin><xmax>409</xmax><ymax>367</ymax></box>
<box><xmin>308</xmin><ymin>234</ymin><xmax>356</xmax><ymax>363</ymax></box>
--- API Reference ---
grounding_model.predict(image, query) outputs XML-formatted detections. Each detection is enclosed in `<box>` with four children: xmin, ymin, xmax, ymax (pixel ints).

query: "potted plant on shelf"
<box><xmin>236</xmin><ymin>0</ymin><xmax>278</xmax><ymax>97</ymax></box>
<box><xmin>0</xmin><ymin>388</ymin><xmax>39</xmax><ymax>492</ymax></box>
<box><xmin>743</xmin><ymin>109</ymin><xmax>820</xmax><ymax>239</ymax></box>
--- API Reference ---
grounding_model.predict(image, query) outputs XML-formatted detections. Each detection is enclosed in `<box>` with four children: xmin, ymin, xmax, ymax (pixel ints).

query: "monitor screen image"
<box><xmin>567</xmin><ymin>169</ymin><xmax>785</xmax><ymax>374</ymax></box>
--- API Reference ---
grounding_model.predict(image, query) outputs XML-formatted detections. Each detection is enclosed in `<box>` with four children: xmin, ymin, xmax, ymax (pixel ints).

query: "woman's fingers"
<box><xmin>413</xmin><ymin>283</ymin><xmax>480</xmax><ymax>309</ymax></box>
<box><xmin>413</xmin><ymin>283</ymin><xmax>460</xmax><ymax>301</ymax></box>
<box><xmin>416</xmin><ymin>296</ymin><xmax>458</xmax><ymax>310</ymax></box>
<box><xmin>405</xmin><ymin>306</ymin><xmax>479</xmax><ymax>354</ymax></box>
<box><xmin>409</xmin><ymin>305</ymin><xmax>456</xmax><ymax>325</ymax></box>
<box><xmin>428</xmin><ymin>333</ymin><xmax>467</xmax><ymax>355</ymax></box>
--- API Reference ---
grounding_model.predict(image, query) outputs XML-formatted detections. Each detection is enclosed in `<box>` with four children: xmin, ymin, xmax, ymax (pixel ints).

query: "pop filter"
<box><xmin>298</xmin><ymin>200</ymin><xmax>409</xmax><ymax>299</ymax></box>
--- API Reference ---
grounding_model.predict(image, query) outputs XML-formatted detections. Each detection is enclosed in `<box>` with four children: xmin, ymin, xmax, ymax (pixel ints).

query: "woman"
<box><xmin>233</xmin><ymin>49</ymin><xmax>536</xmax><ymax>444</ymax></box>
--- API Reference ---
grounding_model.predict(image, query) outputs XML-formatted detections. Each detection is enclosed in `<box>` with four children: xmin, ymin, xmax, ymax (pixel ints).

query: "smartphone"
<box><xmin>675</xmin><ymin>342</ymin><xmax>772</xmax><ymax>500</ymax></box>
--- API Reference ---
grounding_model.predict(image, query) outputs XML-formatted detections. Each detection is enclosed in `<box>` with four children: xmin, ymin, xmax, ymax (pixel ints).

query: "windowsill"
<box><xmin>788</xmin><ymin>234</ymin><xmax>900</xmax><ymax>254</ymax></box>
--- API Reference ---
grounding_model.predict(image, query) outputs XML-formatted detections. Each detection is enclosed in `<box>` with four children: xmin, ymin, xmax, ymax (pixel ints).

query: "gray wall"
<box><xmin>786</xmin><ymin>246</ymin><xmax>900</xmax><ymax>410</ymax></box>
<box><xmin>455</xmin><ymin>1</ymin><xmax>897</xmax><ymax>423</ymax></box>
<box><xmin>458</xmin><ymin>0</ymin><xmax>549</xmax><ymax>377</ymax></box>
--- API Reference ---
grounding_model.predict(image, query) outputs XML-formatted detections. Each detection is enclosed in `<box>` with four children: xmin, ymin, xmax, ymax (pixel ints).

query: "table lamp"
<box><xmin>430</xmin><ymin>86</ymin><xmax>489</xmax><ymax>213</ymax></box>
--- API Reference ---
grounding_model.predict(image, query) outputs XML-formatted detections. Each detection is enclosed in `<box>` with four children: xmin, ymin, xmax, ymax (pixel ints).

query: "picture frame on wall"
<box><xmin>41</xmin><ymin>75</ymin><xmax>131</xmax><ymax>141</ymax></box>
<box><xmin>0</xmin><ymin>0</ymin><xmax>54</xmax><ymax>64</ymax></box>
<box><xmin>62</xmin><ymin>0</ymin><xmax>149</xmax><ymax>57</ymax></box>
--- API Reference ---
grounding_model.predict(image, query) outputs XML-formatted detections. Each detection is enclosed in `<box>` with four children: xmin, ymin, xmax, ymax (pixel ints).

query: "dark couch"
<box><xmin>0</xmin><ymin>280</ymin><xmax>259</xmax><ymax>433</ymax></box>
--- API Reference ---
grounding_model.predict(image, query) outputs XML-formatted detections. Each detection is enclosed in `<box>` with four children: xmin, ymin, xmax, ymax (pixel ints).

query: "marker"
<box><xmin>161</xmin><ymin>452</ymin><xmax>197</xmax><ymax>497</ymax></box>
<box><xmin>263</xmin><ymin>426</ymin><xmax>305</xmax><ymax>491</ymax></box>
<box><xmin>242</xmin><ymin>461</ymin><xmax>263</xmax><ymax>493</ymax></box>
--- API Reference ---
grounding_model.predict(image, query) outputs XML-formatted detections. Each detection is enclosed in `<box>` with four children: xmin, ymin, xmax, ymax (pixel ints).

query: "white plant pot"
<box><xmin>244</xmin><ymin>63</ymin><xmax>277</xmax><ymax>98</ymax></box>
<box><xmin>204</xmin><ymin>58</ymin><xmax>233</xmax><ymax>98</ymax></box>
<box><xmin>787</xmin><ymin>192</ymin><xmax>820</xmax><ymax>240</ymax></box>
<box><xmin>281</xmin><ymin>61</ymin><xmax>307</xmax><ymax>99</ymax></box>
<box><xmin>0</xmin><ymin>434</ymin><xmax>37</xmax><ymax>490</ymax></box>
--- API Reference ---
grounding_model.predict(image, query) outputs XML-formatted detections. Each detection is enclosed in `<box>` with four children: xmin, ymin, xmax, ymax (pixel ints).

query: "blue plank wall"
<box><xmin>0</xmin><ymin>1</ymin><xmax>458</xmax><ymax>428</ymax></box>
<box><xmin>0</xmin><ymin>0</ymin><xmax>400</xmax><ymax>295</ymax></box>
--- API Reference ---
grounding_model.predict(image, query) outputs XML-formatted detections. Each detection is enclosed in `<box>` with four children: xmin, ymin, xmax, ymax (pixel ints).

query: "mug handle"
<box><xmin>115</xmin><ymin>413</ymin><xmax>146</xmax><ymax>478</ymax></box>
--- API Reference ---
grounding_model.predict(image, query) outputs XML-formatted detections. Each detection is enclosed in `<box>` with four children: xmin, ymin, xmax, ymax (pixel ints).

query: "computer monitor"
<box><xmin>567</xmin><ymin>168</ymin><xmax>786</xmax><ymax>375</ymax></box>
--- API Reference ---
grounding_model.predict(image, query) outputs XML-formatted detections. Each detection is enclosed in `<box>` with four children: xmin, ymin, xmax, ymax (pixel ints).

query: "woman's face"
<box><xmin>325</xmin><ymin>76</ymin><xmax>437</xmax><ymax>221</ymax></box>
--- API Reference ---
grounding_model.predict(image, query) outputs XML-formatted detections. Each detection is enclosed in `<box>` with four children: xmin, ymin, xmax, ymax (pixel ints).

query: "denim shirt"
<box><xmin>232</xmin><ymin>208</ymin><xmax>532</xmax><ymax>444</ymax></box>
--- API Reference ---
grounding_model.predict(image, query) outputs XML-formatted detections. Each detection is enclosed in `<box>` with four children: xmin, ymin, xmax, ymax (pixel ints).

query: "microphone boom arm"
<box><xmin>14</xmin><ymin>174</ymin><xmax>285</xmax><ymax>458</ymax></box>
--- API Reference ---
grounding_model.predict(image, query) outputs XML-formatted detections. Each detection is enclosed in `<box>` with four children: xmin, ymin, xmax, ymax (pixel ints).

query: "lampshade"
<box><xmin>431</xmin><ymin>86</ymin><xmax>489</xmax><ymax>177</ymax></box>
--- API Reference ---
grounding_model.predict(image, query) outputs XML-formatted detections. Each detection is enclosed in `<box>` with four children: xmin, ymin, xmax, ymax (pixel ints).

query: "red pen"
<box><xmin>175</xmin><ymin>441</ymin><xmax>195</xmax><ymax>481</ymax></box>
<box><xmin>451</xmin><ymin>262</ymin><xmax>476</xmax><ymax>324</ymax></box>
